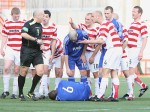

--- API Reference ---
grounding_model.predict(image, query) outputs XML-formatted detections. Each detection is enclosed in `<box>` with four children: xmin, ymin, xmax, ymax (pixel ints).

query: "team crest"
<box><xmin>104</xmin><ymin>60</ymin><xmax>107</xmax><ymax>66</ymax></box>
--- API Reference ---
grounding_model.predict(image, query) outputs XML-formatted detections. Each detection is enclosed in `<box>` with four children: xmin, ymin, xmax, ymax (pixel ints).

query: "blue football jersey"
<box><xmin>63</xmin><ymin>29</ymin><xmax>89</xmax><ymax>60</ymax></box>
<box><xmin>111</xmin><ymin>18</ymin><xmax>123</xmax><ymax>39</ymax></box>
<box><xmin>56</xmin><ymin>80</ymin><xmax>90</xmax><ymax>101</ymax></box>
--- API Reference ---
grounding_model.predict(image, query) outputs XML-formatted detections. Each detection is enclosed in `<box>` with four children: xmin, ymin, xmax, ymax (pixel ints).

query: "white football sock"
<box><xmin>126</xmin><ymin>75</ymin><xmax>134</xmax><ymax>97</ymax></box>
<box><xmin>12</xmin><ymin>76</ymin><xmax>18</xmax><ymax>95</ymax></box>
<box><xmin>3</xmin><ymin>75</ymin><xmax>11</xmax><ymax>92</ymax></box>
<box><xmin>94</xmin><ymin>78</ymin><xmax>99</xmax><ymax>96</ymax></box>
<box><xmin>55</xmin><ymin>78</ymin><xmax>61</xmax><ymax>90</ymax></box>
<box><xmin>98</xmin><ymin>78</ymin><xmax>108</xmax><ymax>98</ymax></box>
<box><xmin>42</xmin><ymin>75</ymin><xmax>49</xmax><ymax>96</ymax></box>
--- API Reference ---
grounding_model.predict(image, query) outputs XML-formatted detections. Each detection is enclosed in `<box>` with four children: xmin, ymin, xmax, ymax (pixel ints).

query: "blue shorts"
<box><xmin>99</xmin><ymin>48</ymin><xmax>107</xmax><ymax>68</ymax></box>
<box><xmin>68</xmin><ymin>58</ymin><xmax>87</xmax><ymax>70</ymax></box>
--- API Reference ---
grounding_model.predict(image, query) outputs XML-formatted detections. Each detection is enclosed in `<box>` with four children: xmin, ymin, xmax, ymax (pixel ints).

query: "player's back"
<box><xmin>56</xmin><ymin>80</ymin><xmax>90</xmax><ymax>101</ymax></box>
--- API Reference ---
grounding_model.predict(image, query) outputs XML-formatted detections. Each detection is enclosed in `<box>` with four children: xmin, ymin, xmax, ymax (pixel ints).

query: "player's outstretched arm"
<box><xmin>69</xmin><ymin>17</ymin><xmax>79</xmax><ymax>29</ymax></box>
<box><xmin>78</xmin><ymin>38</ymin><xmax>104</xmax><ymax>44</ymax></box>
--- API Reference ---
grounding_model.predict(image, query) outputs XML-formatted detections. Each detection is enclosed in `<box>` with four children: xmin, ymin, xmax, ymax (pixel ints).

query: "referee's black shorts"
<box><xmin>20</xmin><ymin>46</ymin><xmax>43</xmax><ymax>67</ymax></box>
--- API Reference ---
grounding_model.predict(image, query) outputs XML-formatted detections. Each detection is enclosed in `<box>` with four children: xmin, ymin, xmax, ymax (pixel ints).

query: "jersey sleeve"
<box><xmin>81</xmin><ymin>30</ymin><xmax>89</xmax><ymax>40</ymax></box>
<box><xmin>98</xmin><ymin>24</ymin><xmax>108</xmax><ymax>42</ymax></box>
<box><xmin>21</xmin><ymin>22</ymin><xmax>30</xmax><ymax>33</ymax></box>
<box><xmin>53</xmin><ymin>28</ymin><xmax>57</xmax><ymax>39</ymax></box>
<box><xmin>140</xmin><ymin>22</ymin><xmax>148</xmax><ymax>38</ymax></box>
<box><xmin>117</xmin><ymin>21</ymin><xmax>124</xmax><ymax>39</ymax></box>
<box><xmin>52</xmin><ymin>23</ymin><xmax>57</xmax><ymax>39</ymax></box>
<box><xmin>63</xmin><ymin>35</ymin><xmax>69</xmax><ymax>55</ymax></box>
<box><xmin>122</xmin><ymin>26</ymin><xmax>128</xmax><ymax>42</ymax></box>
<box><xmin>78</xmin><ymin>23</ymin><xmax>81</xmax><ymax>29</ymax></box>
<box><xmin>1</xmin><ymin>22</ymin><xmax>8</xmax><ymax>37</ymax></box>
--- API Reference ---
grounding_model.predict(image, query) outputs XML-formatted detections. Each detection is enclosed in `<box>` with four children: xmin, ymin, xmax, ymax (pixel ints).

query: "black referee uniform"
<box><xmin>21</xmin><ymin>19</ymin><xmax>43</xmax><ymax>67</ymax></box>
<box><xmin>18</xmin><ymin>18</ymin><xmax>44</xmax><ymax>101</ymax></box>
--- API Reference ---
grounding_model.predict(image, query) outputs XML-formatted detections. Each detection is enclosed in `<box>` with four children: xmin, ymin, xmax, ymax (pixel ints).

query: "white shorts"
<box><xmin>120</xmin><ymin>56</ymin><xmax>129</xmax><ymax>71</ymax></box>
<box><xmin>4</xmin><ymin>46</ymin><xmax>20</xmax><ymax>66</ymax></box>
<box><xmin>128</xmin><ymin>48</ymin><xmax>140</xmax><ymax>68</ymax></box>
<box><xmin>103</xmin><ymin>47</ymin><xmax>122</xmax><ymax>70</ymax></box>
<box><xmin>85</xmin><ymin>51</ymin><xmax>101</xmax><ymax>72</ymax></box>
<box><xmin>49</xmin><ymin>56</ymin><xmax>62</xmax><ymax>69</ymax></box>
<box><xmin>42</xmin><ymin>50</ymin><xmax>51</xmax><ymax>66</ymax></box>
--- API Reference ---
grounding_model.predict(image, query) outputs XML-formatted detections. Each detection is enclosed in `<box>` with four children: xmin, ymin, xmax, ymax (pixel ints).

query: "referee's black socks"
<box><xmin>18</xmin><ymin>74</ymin><xmax>26</xmax><ymax>96</ymax></box>
<box><xmin>29</xmin><ymin>74</ymin><xmax>41</xmax><ymax>94</ymax></box>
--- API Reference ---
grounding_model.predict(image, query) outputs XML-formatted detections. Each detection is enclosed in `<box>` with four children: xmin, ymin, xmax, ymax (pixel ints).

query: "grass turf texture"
<box><xmin>0</xmin><ymin>77</ymin><xmax>149</xmax><ymax>112</ymax></box>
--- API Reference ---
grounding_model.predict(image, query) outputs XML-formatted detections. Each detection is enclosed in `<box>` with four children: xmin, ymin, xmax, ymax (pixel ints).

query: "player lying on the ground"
<box><xmin>48</xmin><ymin>80</ymin><xmax>90</xmax><ymax>101</ymax></box>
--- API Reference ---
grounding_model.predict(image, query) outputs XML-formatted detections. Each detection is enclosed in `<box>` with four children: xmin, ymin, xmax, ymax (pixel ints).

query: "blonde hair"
<box><xmin>69</xmin><ymin>30</ymin><xmax>78</xmax><ymax>42</ymax></box>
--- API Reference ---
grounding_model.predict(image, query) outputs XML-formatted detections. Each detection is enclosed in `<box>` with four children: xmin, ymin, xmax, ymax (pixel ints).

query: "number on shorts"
<box><xmin>94</xmin><ymin>64</ymin><xmax>98</xmax><ymax>69</ymax></box>
<box><xmin>82</xmin><ymin>63</ymin><xmax>87</xmax><ymax>69</ymax></box>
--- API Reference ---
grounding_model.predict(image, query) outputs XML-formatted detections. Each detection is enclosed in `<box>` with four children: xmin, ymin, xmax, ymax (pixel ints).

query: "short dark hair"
<box><xmin>134</xmin><ymin>6</ymin><xmax>143</xmax><ymax>15</ymax></box>
<box><xmin>48</xmin><ymin>90</ymin><xmax>57</xmax><ymax>100</ymax></box>
<box><xmin>105</xmin><ymin>6</ymin><xmax>113</xmax><ymax>13</ymax></box>
<box><xmin>44</xmin><ymin>10</ymin><xmax>51</xmax><ymax>17</ymax></box>
<box><xmin>11</xmin><ymin>7</ymin><xmax>20</xmax><ymax>15</ymax></box>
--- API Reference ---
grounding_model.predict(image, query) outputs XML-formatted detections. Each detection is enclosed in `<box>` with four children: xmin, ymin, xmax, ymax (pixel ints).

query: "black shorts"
<box><xmin>20</xmin><ymin>46</ymin><xmax>43</xmax><ymax>67</ymax></box>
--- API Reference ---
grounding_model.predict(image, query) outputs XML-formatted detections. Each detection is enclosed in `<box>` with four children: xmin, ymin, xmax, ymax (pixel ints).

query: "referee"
<box><xmin>18</xmin><ymin>9</ymin><xmax>45</xmax><ymax>101</ymax></box>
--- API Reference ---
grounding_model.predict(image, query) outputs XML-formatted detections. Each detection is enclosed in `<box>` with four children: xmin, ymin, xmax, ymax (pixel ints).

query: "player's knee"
<box><xmin>14</xmin><ymin>68</ymin><xmax>20</xmax><ymax>74</ymax></box>
<box><xmin>4</xmin><ymin>67</ymin><xmax>11</xmax><ymax>74</ymax></box>
<box><xmin>80</xmin><ymin>70</ymin><xmax>87</xmax><ymax>76</ymax></box>
<box><xmin>56</xmin><ymin>73</ymin><xmax>62</xmax><ymax>78</ymax></box>
<box><xmin>20</xmin><ymin>69</ymin><xmax>28</xmax><ymax>76</ymax></box>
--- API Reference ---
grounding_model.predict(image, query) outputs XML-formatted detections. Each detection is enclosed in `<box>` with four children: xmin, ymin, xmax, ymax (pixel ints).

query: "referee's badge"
<box><xmin>37</xmin><ymin>29</ymin><xmax>40</xmax><ymax>36</ymax></box>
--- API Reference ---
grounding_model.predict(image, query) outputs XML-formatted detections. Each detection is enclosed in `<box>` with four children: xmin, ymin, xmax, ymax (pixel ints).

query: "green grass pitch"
<box><xmin>0</xmin><ymin>77</ymin><xmax>149</xmax><ymax>112</ymax></box>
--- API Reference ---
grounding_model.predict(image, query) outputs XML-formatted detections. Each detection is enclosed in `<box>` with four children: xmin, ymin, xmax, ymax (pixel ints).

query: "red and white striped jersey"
<box><xmin>99</xmin><ymin>21</ymin><xmax>121</xmax><ymax>49</ymax></box>
<box><xmin>52</xmin><ymin>38</ymin><xmax>63</xmax><ymax>58</ymax></box>
<box><xmin>42</xmin><ymin>23</ymin><xmax>57</xmax><ymax>51</ymax></box>
<box><xmin>121</xmin><ymin>26</ymin><xmax>128</xmax><ymax>43</ymax></box>
<box><xmin>128</xmin><ymin>21</ymin><xmax>148</xmax><ymax>48</ymax></box>
<box><xmin>121</xmin><ymin>26</ymin><xmax>128</xmax><ymax>58</ymax></box>
<box><xmin>78</xmin><ymin>23</ymin><xmax>100</xmax><ymax>51</ymax></box>
<box><xmin>2</xmin><ymin>18</ymin><xmax>26</xmax><ymax>51</ymax></box>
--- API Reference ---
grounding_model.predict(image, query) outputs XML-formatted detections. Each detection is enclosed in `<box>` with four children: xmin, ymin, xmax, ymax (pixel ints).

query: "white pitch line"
<box><xmin>77</xmin><ymin>107</ymin><xmax>150</xmax><ymax>112</ymax></box>
<box><xmin>77</xmin><ymin>109</ymin><xmax>110</xmax><ymax>112</ymax></box>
